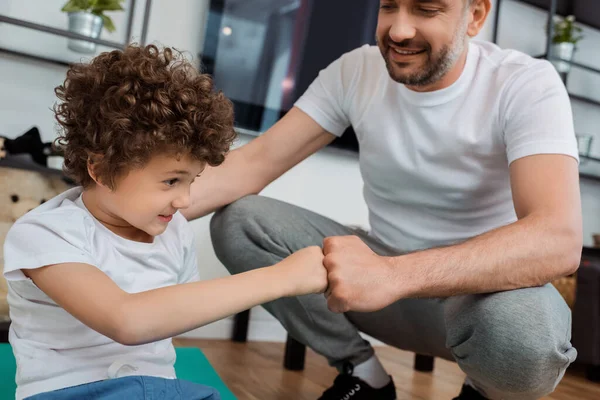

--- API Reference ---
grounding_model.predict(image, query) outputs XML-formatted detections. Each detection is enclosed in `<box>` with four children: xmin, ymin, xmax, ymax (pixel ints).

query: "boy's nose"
<box><xmin>173</xmin><ymin>192</ymin><xmax>191</xmax><ymax>209</ymax></box>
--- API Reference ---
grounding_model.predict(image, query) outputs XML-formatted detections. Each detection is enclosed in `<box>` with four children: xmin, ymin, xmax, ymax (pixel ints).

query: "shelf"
<box><xmin>0</xmin><ymin>47</ymin><xmax>71</xmax><ymax>67</ymax></box>
<box><xmin>0</xmin><ymin>155</ymin><xmax>66</xmax><ymax>177</ymax></box>
<box><xmin>570</xmin><ymin>93</ymin><xmax>600</xmax><ymax>107</ymax></box>
<box><xmin>0</xmin><ymin>14</ymin><xmax>125</xmax><ymax>50</ymax></box>
<box><xmin>0</xmin><ymin>21</ymin><xmax>122</xmax><ymax>67</ymax></box>
<box><xmin>0</xmin><ymin>0</ymin><xmax>153</xmax><ymax>67</ymax></box>
<box><xmin>0</xmin><ymin>23</ymin><xmax>120</xmax><ymax>67</ymax></box>
<box><xmin>535</xmin><ymin>53</ymin><xmax>600</xmax><ymax>76</ymax></box>
<box><xmin>547</xmin><ymin>56</ymin><xmax>600</xmax><ymax>76</ymax></box>
<box><xmin>532</xmin><ymin>54</ymin><xmax>600</xmax><ymax>107</ymax></box>
<box><xmin>578</xmin><ymin>155</ymin><xmax>600</xmax><ymax>181</ymax></box>
<box><xmin>581</xmin><ymin>155</ymin><xmax>600</xmax><ymax>162</ymax></box>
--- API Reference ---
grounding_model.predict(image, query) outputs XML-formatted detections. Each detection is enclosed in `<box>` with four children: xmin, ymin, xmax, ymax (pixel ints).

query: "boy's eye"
<box><xmin>190</xmin><ymin>173</ymin><xmax>202</xmax><ymax>184</ymax></box>
<box><xmin>164</xmin><ymin>178</ymin><xmax>179</xmax><ymax>187</ymax></box>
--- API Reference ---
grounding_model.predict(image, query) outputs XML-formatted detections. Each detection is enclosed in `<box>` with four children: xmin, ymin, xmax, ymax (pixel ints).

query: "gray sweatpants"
<box><xmin>210</xmin><ymin>195</ymin><xmax>577</xmax><ymax>400</ymax></box>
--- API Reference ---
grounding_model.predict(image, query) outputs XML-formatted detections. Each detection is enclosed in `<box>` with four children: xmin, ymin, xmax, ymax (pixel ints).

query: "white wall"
<box><xmin>1</xmin><ymin>0</ymin><xmax>600</xmax><ymax>342</ymax></box>
<box><xmin>0</xmin><ymin>0</ymin><xmax>210</xmax><ymax>137</ymax></box>
<box><xmin>496</xmin><ymin>0</ymin><xmax>600</xmax><ymax>155</ymax></box>
<box><xmin>0</xmin><ymin>0</ymin><xmax>208</xmax><ymax>65</ymax></box>
<box><xmin>493</xmin><ymin>0</ymin><xmax>600</xmax><ymax>251</ymax></box>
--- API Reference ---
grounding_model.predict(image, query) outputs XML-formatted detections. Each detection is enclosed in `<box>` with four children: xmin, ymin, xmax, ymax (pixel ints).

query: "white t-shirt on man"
<box><xmin>295</xmin><ymin>40</ymin><xmax>579</xmax><ymax>252</ymax></box>
<box><xmin>3</xmin><ymin>187</ymin><xmax>199</xmax><ymax>400</ymax></box>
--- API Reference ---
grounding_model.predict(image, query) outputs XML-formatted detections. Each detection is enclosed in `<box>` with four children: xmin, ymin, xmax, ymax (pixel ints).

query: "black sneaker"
<box><xmin>318</xmin><ymin>363</ymin><xmax>396</xmax><ymax>400</ymax></box>
<box><xmin>452</xmin><ymin>384</ymin><xmax>489</xmax><ymax>399</ymax></box>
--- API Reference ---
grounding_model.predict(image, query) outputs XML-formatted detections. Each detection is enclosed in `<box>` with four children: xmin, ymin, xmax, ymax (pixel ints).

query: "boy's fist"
<box><xmin>278</xmin><ymin>246</ymin><xmax>327</xmax><ymax>296</ymax></box>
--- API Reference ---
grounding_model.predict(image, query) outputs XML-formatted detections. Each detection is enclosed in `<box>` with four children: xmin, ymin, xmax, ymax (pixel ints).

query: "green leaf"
<box><xmin>63</xmin><ymin>0</ymin><xmax>123</xmax><ymax>31</ymax></box>
<box><xmin>61</xmin><ymin>0</ymin><xmax>90</xmax><ymax>12</ymax></box>
<box><xmin>62</xmin><ymin>0</ymin><xmax>124</xmax><ymax>13</ymax></box>
<box><xmin>551</xmin><ymin>16</ymin><xmax>584</xmax><ymax>44</ymax></box>
<box><xmin>93</xmin><ymin>0</ymin><xmax>125</xmax><ymax>12</ymax></box>
<box><xmin>61</xmin><ymin>4</ymin><xmax>82</xmax><ymax>12</ymax></box>
<box><xmin>99</xmin><ymin>13</ymin><xmax>116</xmax><ymax>32</ymax></box>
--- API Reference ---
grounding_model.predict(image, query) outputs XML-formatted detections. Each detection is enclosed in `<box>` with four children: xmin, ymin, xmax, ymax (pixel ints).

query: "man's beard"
<box><xmin>378</xmin><ymin>23</ymin><xmax>468</xmax><ymax>87</ymax></box>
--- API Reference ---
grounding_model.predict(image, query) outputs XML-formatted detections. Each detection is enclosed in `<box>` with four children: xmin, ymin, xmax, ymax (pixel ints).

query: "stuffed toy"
<box><xmin>0</xmin><ymin>127</ymin><xmax>60</xmax><ymax>167</ymax></box>
<box><xmin>0</xmin><ymin>167</ymin><xmax>74</xmax><ymax>322</ymax></box>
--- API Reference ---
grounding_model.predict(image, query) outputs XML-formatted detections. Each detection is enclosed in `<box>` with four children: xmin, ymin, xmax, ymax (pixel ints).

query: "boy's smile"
<box><xmin>158</xmin><ymin>214</ymin><xmax>174</xmax><ymax>223</ymax></box>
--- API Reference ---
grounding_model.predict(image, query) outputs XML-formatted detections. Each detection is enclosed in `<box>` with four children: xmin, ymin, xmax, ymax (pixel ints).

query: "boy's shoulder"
<box><xmin>4</xmin><ymin>187</ymin><xmax>96</xmax><ymax>280</ymax></box>
<box><xmin>14</xmin><ymin>187</ymin><xmax>90</xmax><ymax>230</ymax></box>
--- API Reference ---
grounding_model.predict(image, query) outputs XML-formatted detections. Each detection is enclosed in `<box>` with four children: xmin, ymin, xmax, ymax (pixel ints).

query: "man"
<box><xmin>183</xmin><ymin>0</ymin><xmax>582</xmax><ymax>399</ymax></box>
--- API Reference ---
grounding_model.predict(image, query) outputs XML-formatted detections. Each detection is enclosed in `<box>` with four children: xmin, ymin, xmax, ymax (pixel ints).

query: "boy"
<box><xmin>3</xmin><ymin>44</ymin><xmax>327</xmax><ymax>400</ymax></box>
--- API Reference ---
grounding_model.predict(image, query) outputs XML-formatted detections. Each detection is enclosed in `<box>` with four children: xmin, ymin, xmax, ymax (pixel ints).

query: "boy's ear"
<box><xmin>86</xmin><ymin>154</ymin><xmax>106</xmax><ymax>188</ymax></box>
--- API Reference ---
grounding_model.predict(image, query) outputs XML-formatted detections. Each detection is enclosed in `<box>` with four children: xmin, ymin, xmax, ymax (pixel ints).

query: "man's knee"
<box><xmin>445</xmin><ymin>285</ymin><xmax>576</xmax><ymax>399</ymax></box>
<box><xmin>210</xmin><ymin>195</ymin><xmax>271</xmax><ymax>272</ymax></box>
<box><xmin>210</xmin><ymin>195</ymin><xmax>264</xmax><ymax>235</ymax></box>
<box><xmin>471</xmin><ymin>338</ymin><xmax>573</xmax><ymax>399</ymax></box>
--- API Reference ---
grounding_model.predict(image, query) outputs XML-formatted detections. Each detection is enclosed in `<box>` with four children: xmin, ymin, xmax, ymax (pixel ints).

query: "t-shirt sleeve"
<box><xmin>294</xmin><ymin>47</ymin><xmax>364</xmax><ymax>136</ymax></box>
<box><xmin>178</xmin><ymin>219</ymin><xmax>200</xmax><ymax>284</ymax></box>
<box><xmin>502</xmin><ymin>60</ymin><xmax>579</xmax><ymax>164</ymax></box>
<box><xmin>3</xmin><ymin>210</ymin><xmax>95</xmax><ymax>281</ymax></box>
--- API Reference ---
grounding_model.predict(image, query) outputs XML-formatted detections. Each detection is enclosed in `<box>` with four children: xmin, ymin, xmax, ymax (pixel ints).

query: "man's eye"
<box><xmin>165</xmin><ymin>178</ymin><xmax>179</xmax><ymax>187</ymax></box>
<box><xmin>380</xmin><ymin>1</ymin><xmax>396</xmax><ymax>10</ymax></box>
<box><xmin>419</xmin><ymin>8</ymin><xmax>439</xmax><ymax>15</ymax></box>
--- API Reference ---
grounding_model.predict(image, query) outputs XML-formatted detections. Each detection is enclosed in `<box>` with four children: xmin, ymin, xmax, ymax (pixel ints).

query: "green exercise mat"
<box><xmin>0</xmin><ymin>344</ymin><xmax>236</xmax><ymax>399</ymax></box>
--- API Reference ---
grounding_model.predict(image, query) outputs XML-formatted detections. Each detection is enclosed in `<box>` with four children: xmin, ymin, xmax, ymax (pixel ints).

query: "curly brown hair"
<box><xmin>54</xmin><ymin>44</ymin><xmax>236</xmax><ymax>189</ymax></box>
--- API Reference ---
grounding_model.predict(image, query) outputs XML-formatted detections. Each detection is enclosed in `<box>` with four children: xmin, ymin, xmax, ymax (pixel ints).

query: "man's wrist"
<box><xmin>380</xmin><ymin>255</ymin><xmax>406</xmax><ymax>303</ymax></box>
<box><xmin>384</xmin><ymin>253</ymin><xmax>426</xmax><ymax>300</ymax></box>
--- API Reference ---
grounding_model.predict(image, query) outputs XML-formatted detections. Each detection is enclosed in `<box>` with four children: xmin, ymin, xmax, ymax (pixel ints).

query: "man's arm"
<box><xmin>181</xmin><ymin>107</ymin><xmax>336</xmax><ymax>220</ymax></box>
<box><xmin>323</xmin><ymin>154</ymin><xmax>582</xmax><ymax>313</ymax></box>
<box><xmin>23</xmin><ymin>246</ymin><xmax>326</xmax><ymax>345</ymax></box>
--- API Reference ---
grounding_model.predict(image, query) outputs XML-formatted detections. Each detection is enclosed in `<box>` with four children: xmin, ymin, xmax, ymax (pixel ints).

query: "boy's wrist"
<box><xmin>273</xmin><ymin>260</ymin><xmax>305</xmax><ymax>297</ymax></box>
<box><xmin>254</xmin><ymin>264</ymin><xmax>296</xmax><ymax>299</ymax></box>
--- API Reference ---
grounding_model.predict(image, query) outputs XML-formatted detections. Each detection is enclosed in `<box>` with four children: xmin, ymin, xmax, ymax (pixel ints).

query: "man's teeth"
<box><xmin>393</xmin><ymin>48</ymin><xmax>422</xmax><ymax>55</ymax></box>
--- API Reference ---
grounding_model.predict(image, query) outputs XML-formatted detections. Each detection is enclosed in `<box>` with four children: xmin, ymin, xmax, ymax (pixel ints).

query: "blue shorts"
<box><xmin>24</xmin><ymin>376</ymin><xmax>220</xmax><ymax>400</ymax></box>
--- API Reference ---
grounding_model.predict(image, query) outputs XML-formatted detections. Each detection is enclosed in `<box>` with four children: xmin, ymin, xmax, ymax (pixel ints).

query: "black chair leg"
<box><xmin>0</xmin><ymin>321</ymin><xmax>9</xmax><ymax>343</ymax></box>
<box><xmin>284</xmin><ymin>334</ymin><xmax>306</xmax><ymax>371</ymax></box>
<box><xmin>233</xmin><ymin>312</ymin><xmax>307</xmax><ymax>371</ymax></box>
<box><xmin>414</xmin><ymin>354</ymin><xmax>435</xmax><ymax>372</ymax></box>
<box><xmin>587</xmin><ymin>365</ymin><xmax>600</xmax><ymax>382</ymax></box>
<box><xmin>232</xmin><ymin>310</ymin><xmax>250</xmax><ymax>343</ymax></box>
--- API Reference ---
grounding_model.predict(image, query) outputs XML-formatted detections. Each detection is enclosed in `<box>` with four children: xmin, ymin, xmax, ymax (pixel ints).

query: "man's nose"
<box><xmin>388</xmin><ymin>12</ymin><xmax>417</xmax><ymax>44</ymax></box>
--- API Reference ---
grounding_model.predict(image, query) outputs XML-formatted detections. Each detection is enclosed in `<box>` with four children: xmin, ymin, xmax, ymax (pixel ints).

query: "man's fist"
<box><xmin>323</xmin><ymin>236</ymin><xmax>398</xmax><ymax>313</ymax></box>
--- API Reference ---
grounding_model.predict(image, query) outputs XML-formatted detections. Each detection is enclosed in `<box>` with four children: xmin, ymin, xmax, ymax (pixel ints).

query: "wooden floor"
<box><xmin>173</xmin><ymin>338</ymin><xmax>600</xmax><ymax>400</ymax></box>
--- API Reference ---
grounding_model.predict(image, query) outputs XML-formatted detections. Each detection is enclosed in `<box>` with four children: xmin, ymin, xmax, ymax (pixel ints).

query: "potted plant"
<box><xmin>549</xmin><ymin>15</ymin><xmax>584</xmax><ymax>74</ymax></box>
<box><xmin>61</xmin><ymin>0</ymin><xmax>125</xmax><ymax>54</ymax></box>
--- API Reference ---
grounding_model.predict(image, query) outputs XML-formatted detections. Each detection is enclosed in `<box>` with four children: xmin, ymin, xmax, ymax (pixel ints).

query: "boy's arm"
<box><xmin>24</xmin><ymin>246</ymin><xmax>325</xmax><ymax>346</ymax></box>
<box><xmin>181</xmin><ymin>107</ymin><xmax>336</xmax><ymax>221</ymax></box>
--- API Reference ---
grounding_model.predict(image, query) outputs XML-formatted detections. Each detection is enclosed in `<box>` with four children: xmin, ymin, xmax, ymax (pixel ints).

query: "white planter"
<box><xmin>67</xmin><ymin>12</ymin><xmax>103</xmax><ymax>54</ymax></box>
<box><xmin>550</xmin><ymin>42</ymin><xmax>575</xmax><ymax>74</ymax></box>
